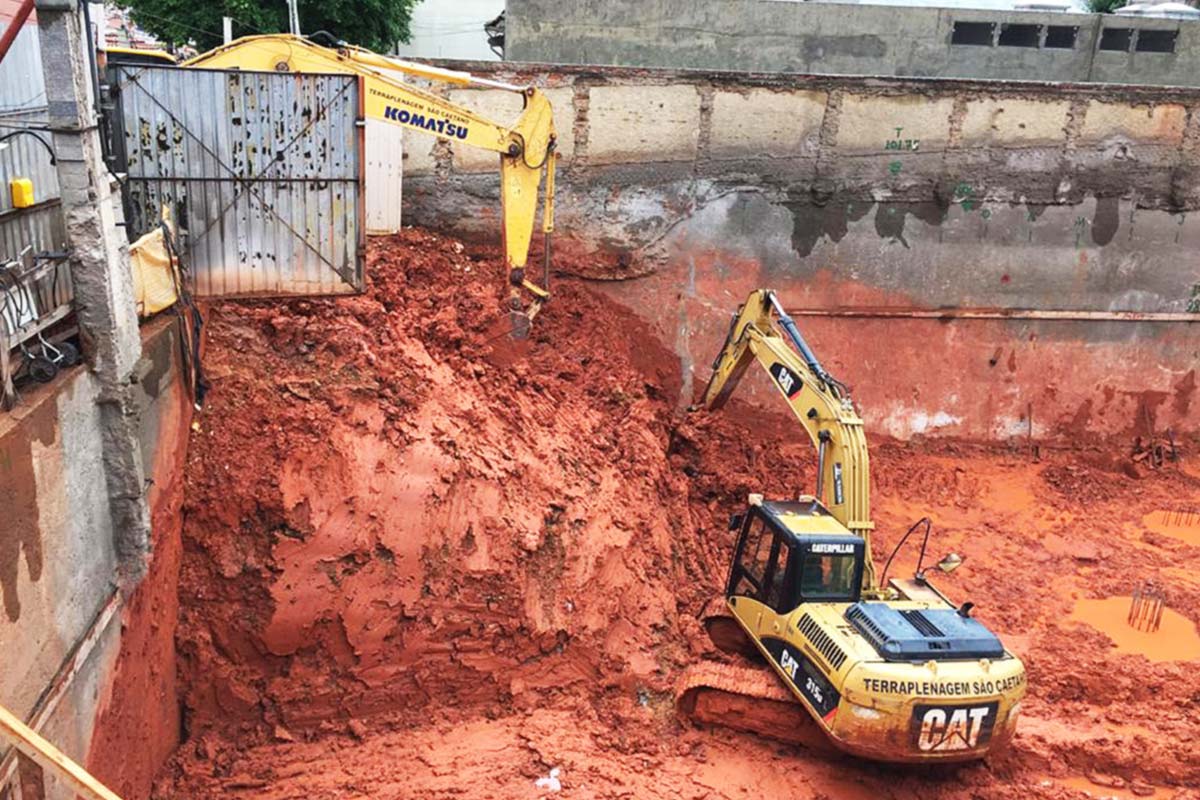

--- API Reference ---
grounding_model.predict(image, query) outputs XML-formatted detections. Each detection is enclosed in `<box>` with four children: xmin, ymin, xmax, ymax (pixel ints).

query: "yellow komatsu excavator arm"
<box><xmin>697</xmin><ymin>289</ymin><xmax>878</xmax><ymax>591</ymax></box>
<box><xmin>185</xmin><ymin>35</ymin><xmax>557</xmax><ymax>333</ymax></box>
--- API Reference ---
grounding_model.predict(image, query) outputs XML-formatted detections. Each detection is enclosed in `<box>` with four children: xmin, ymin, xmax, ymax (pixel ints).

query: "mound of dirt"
<box><xmin>174</xmin><ymin>229</ymin><xmax>699</xmax><ymax>739</ymax></box>
<box><xmin>157</xmin><ymin>229</ymin><xmax>1200</xmax><ymax>800</ymax></box>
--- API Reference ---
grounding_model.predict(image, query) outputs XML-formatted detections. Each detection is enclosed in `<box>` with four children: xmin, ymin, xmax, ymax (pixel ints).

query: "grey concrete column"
<box><xmin>36</xmin><ymin>0</ymin><xmax>151</xmax><ymax>587</ymax></box>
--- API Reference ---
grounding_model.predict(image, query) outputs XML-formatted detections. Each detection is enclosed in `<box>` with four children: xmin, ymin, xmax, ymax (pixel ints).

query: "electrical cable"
<box><xmin>0</xmin><ymin>129</ymin><xmax>54</xmax><ymax>162</ymax></box>
<box><xmin>115</xmin><ymin>8</ymin><xmax>259</xmax><ymax>47</ymax></box>
<box><xmin>158</xmin><ymin>214</ymin><xmax>207</xmax><ymax>407</ymax></box>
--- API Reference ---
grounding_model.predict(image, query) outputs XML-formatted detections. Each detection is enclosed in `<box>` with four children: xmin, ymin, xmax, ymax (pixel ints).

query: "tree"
<box><xmin>1087</xmin><ymin>0</ymin><xmax>1128</xmax><ymax>12</ymax></box>
<box><xmin>119</xmin><ymin>0</ymin><xmax>421</xmax><ymax>53</ymax></box>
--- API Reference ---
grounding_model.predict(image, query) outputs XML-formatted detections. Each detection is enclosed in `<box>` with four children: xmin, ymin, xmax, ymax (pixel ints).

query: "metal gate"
<box><xmin>111</xmin><ymin>65</ymin><xmax>365</xmax><ymax>297</ymax></box>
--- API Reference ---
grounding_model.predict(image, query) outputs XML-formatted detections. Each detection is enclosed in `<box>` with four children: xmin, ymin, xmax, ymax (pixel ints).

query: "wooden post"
<box><xmin>0</xmin><ymin>704</ymin><xmax>123</xmax><ymax>800</ymax></box>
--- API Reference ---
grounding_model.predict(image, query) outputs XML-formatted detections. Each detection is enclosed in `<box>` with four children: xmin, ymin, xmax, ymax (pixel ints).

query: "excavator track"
<box><xmin>700</xmin><ymin>597</ymin><xmax>760</xmax><ymax>658</ymax></box>
<box><xmin>675</xmin><ymin>662</ymin><xmax>836</xmax><ymax>752</ymax></box>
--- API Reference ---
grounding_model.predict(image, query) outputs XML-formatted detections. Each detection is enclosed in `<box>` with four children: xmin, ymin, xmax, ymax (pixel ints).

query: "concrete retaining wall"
<box><xmin>400</xmin><ymin>63</ymin><xmax>1199</xmax><ymax>441</ymax></box>
<box><xmin>505</xmin><ymin>0</ymin><xmax>1200</xmax><ymax>88</ymax></box>
<box><xmin>0</xmin><ymin>318</ymin><xmax>189</xmax><ymax>799</ymax></box>
<box><xmin>0</xmin><ymin>359</ymin><xmax>120</xmax><ymax>797</ymax></box>
<box><xmin>85</xmin><ymin>317</ymin><xmax>191</xmax><ymax>800</ymax></box>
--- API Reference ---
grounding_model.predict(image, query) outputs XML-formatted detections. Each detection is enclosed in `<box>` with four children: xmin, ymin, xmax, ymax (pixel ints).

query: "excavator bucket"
<box><xmin>509</xmin><ymin>309</ymin><xmax>532</xmax><ymax>340</ymax></box>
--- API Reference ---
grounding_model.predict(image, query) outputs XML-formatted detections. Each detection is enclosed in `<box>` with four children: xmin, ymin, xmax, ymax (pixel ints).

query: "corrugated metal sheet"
<box><xmin>0</xmin><ymin>26</ymin><xmax>47</xmax><ymax>114</ymax></box>
<box><xmin>0</xmin><ymin>201</ymin><xmax>66</xmax><ymax>261</ymax></box>
<box><xmin>0</xmin><ymin>124</ymin><xmax>59</xmax><ymax>213</ymax></box>
<box><xmin>0</xmin><ymin>24</ymin><xmax>65</xmax><ymax>262</ymax></box>
<box><xmin>113</xmin><ymin>65</ymin><xmax>364</xmax><ymax>297</ymax></box>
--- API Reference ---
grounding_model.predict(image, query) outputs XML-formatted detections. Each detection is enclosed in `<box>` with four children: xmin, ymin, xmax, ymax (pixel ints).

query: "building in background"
<box><xmin>505</xmin><ymin>0</ymin><xmax>1200</xmax><ymax>86</ymax></box>
<box><xmin>98</xmin><ymin>3</ymin><xmax>163</xmax><ymax>50</ymax></box>
<box><xmin>393</xmin><ymin>0</ymin><xmax>503</xmax><ymax>61</ymax></box>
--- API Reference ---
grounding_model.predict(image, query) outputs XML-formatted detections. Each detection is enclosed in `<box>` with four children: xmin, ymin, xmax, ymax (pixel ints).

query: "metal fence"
<box><xmin>111</xmin><ymin>65</ymin><xmax>365</xmax><ymax>297</ymax></box>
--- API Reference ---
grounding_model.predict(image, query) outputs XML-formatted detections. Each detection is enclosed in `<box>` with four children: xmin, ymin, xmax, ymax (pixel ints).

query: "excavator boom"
<box><xmin>186</xmin><ymin>35</ymin><xmax>557</xmax><ymax>334</ymax></box>
<box><xmin>699</xmin><ymin>289</ymin><xmax>876</xmax><ymax>590</ymax></box>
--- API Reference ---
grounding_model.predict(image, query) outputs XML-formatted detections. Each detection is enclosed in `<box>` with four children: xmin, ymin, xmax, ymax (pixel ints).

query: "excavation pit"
<box><xmin>76</xmin><ymin>229</ymin><xmax>1197</xmax><ymax>799</ymax></box>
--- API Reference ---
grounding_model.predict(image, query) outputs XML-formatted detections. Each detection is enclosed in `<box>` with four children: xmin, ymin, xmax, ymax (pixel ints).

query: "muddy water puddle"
<box><xmin>1070</xmin><ymin>596</ymin><xmax>1200</xmax><ymax>662</ymax></box>
<box><xmin>1044</xmin><ymin>775</ymin><xmax>1162</xmax><ymax>799</ymax></box>
<box><xmin>1141</xmin><ymin>509</ymin><xmax>1200</xmax><ymax>546</ymax></box>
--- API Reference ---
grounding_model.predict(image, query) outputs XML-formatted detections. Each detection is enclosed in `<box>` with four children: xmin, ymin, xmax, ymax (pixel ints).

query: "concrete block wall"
<box><xmin>1</xmin><ymin>8</ymin><xmax>186</xmax><ymax>798</ymax></box>
<box><xmin>399</xmin><ymin>63</ymin><xmax>1200</xmax><ymax>441</ymax></box>
<box><xmin>505</xmin><ymin>0</ymin><xmax>1200</xmax><ymax>88</ymax></box>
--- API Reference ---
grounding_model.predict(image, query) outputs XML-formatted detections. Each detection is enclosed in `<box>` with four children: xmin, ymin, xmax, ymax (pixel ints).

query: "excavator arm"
<box><xmin>185</xmin><ymin>35</ymin><xmax>557</xmax><ymax>334</ymax></box>
<box><xmin>698</xmin><ymin>289</ymin><xmax>878</xmax><ymax>591</ymax></box>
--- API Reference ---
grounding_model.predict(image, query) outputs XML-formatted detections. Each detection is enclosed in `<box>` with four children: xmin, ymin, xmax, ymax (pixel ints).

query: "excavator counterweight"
<box><xmin>677</xmin><ymin>290</ymin><xmax>1026</xmax><ymax>764</ymax></box>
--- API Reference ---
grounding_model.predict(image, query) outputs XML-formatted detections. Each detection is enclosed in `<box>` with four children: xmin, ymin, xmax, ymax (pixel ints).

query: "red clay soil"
<box><xmin>153</xmin><ymin>229</ymin><xmax>1200</xmax><ymax>800</ymax></box>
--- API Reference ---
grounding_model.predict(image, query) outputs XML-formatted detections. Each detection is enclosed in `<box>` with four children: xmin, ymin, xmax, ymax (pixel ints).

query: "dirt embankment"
<box><xmin>156</xmin><ymin>230</ymin><xmax>1200</xmax><ymax>800</ymax></box>
<box><xmin>172</xmin><ymin>230</ymin><xmax>692</xmax><ymax>735</ymax></box>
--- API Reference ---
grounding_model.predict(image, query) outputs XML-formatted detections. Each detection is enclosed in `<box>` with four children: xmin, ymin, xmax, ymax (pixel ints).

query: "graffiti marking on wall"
<box><xmin>884</xmin><ymin>127</ymin><xmax>920</xmax><ymax>151</ymax></box>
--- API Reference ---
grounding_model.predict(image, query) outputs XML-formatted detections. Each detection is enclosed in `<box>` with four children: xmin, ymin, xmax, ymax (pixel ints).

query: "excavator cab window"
<box><xmin>764</xmin><ymin>538</ymin><xmax>794</xmax><ymax>610</ymax></box>
<box><xmin>728</xmin><ymin>511</ymin><xmax>798</xmax><ymax>612</ymax></box>
<box><xmin>795</xmin><ymin>538</ymin><xmax>863</xmax><ymax>603</ymax></box>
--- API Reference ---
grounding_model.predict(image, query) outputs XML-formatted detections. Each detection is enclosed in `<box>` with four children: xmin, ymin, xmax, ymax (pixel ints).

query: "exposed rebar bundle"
<box><xmin>1127</xmin><ymin>581</ymin><xmax>1167</xmax><ymax>632</ymax></box>
<box><xmin>1165</xmin><ymin>507</ymin><xmax>1199</xmax><ymax>528</ymax></box>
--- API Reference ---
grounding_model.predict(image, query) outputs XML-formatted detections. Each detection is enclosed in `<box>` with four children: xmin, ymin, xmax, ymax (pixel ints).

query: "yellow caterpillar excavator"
<box><xmin>185</xmin><ymin>34</ymin><xmax>557</xmax><ymax>336</ymax></box>
<box><xmin>677</xmin><ymin>290</ymin><xmax>1026</xmax><ymax>763</ymax></box>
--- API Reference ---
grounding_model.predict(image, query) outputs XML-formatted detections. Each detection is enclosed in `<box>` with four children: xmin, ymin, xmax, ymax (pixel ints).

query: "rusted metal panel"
<box><xmin>112</xmin><ymin>66</ymin><xmax>364</xmax><ymax>297</ymax></box>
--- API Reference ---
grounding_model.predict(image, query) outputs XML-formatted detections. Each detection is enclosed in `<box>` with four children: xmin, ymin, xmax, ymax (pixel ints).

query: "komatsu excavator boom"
<box><xmin>677</xmin><ymin>290</ymin><xmax>1026</xmax><ymax>763</ymax></box>
<box><xmin>187</xmin><ymin>35</ymin><xmax>557</xmax><ymax>336</ymax></box>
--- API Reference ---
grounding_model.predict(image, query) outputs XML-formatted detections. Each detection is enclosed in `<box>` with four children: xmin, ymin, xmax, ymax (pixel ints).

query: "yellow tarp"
<box><xmin>129</xmin><ymin>221</ymin><xmax>178</xmax><ymax>319</ymax></box>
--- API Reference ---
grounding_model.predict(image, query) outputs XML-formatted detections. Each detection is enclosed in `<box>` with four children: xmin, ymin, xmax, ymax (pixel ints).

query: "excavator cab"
<box><xmin>727</xmin><ymin>498</ymin><xmax>865</xmax><ymax>611</ymax></box>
